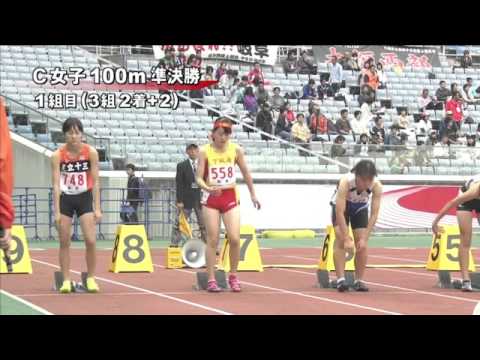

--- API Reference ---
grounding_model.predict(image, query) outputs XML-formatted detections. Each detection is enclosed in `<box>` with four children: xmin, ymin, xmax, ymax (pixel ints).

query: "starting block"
<box><xmin>53</xmin><ymin>271</ymin><xmax>89</xmax><ymax>293</ymax></box>
<box><xmin>193</xmin><ymin>270</ymin><xmax>229</xmax><ymax>291</ymax></box>
<box><xmin>317</xmin><ymin>270</ymin><xmax>355</xmax><ymax>289</ymax></box>
<box><xmin>436</xmin><ymin>270</ymin><xmax>480</xmax><ymax>290</ymax></box>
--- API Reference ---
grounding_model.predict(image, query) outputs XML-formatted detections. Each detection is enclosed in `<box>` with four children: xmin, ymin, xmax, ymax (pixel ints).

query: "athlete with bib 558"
<box><xmin>431</xmin><ymin>175</ymin><xmax>480</xmax><ymax>292</ymax></box>
<box><xmin>330</xmin><ymin>160</ymin><xmax>383</xmax><ymax>292</ymax></box>
<box><xmin>51</xmin><ymin>118</ymin><xmax>102</xmax><ymax>293</ymax></box>
<box><xmin>196</xmin><ymin>117</ymin><xmax>261</xmax><ymax>293</ymax></box>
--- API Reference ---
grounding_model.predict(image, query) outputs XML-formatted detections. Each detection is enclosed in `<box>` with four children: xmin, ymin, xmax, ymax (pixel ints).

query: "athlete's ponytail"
<box><xmin>351</xmin><ymin>159</ymin><xmax>377</xmax><ymax>178</ymax></box>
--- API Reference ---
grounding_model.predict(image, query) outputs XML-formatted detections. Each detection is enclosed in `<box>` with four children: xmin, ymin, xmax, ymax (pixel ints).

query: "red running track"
<box><xmin>1</xmin><ymin>248</ymin><xmax>479</xmax><ymax>315</ymax></box>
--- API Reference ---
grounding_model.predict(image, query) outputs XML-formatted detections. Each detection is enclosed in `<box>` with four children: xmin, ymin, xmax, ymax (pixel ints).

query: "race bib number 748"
<box><xmin>60</xmin><ymin>172</ymin><xmax>87</xmax><ymax>194</ymax></box>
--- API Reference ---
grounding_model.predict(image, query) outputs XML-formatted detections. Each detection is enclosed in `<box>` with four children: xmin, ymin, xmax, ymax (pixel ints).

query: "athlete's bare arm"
<box><xmin>366</xmin><ymin>181</ymin><xmax>383</xmax><ymax>237</ymax></box>
<box><xmin>236</xmin><ymin>146</ymin><xmax>260</xmax><ymax>209</ymax></box>
<box><xmin>89</xmin><ymin>146</ymin><xmax>102</xmax><ymax>223</ymax></box>
<box><xmin>51</xmin><ymin>151</ymin><xmax>61</xmax><ymax>228</ymax></box>
<box><xmin>432</xmin><ymin>183</ymin><xmax>480</xmax><ymax>235</ymax></box>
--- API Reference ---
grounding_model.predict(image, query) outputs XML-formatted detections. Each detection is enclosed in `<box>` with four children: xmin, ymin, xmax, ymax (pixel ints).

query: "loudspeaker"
<box><xmin>182</xmin><ymin>240</ymin><xmax>206</xmax><ymax>269</ymax></box>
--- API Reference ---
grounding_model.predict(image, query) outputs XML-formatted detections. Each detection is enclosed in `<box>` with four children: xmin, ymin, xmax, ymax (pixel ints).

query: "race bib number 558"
<box><xmin>209</xmin><ymin>166</ymin><xmax>235</xmax><ymax>186</ymax></box>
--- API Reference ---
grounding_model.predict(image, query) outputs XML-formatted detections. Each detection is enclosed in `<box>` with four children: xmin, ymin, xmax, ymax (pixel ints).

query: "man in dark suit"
<box><xmin>171</xmin><ymin>144</ymin><xmax>206</xmax><ymax>245</ymax></box>
<box><xmin>126</xmin><ymin>163</ymin><xmax>140</xmax><ymax>224</ymax></box>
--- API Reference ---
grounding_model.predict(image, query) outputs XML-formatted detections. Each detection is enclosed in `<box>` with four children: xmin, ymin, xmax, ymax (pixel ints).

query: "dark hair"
<box><xmin>254</xmin><ymin>62</ymin><xmax>260</xmax><ymax>66</ymax></box>
<box><xmin>451</xmin><ymin>83</ymin><xmax>458</xmax><ymax>93</ymax></box>
<box><xmin>206</xmin><ymin>66</ymin><xmax>214</xmax><ymax>74</ymax></box>
<box><xmin>273</xmin><ymin>87</ymin><xmax>281</xmax><ymax>92</ymax></box>
<box><xmin>126</xmin><ymin>163</ymin><xmax>135</xmax><ymax>171</ymax></box>
<box><xmin>308</xmin><ymin>79</ymin><xmax>315</xmax><ymax>85</ymax></box>
<box><xmin>62</xmin><ymin>117</ymin><xmax>83</xmax><ymax>134</ymax></box>
<box><xmin>377</xmin><ymin>62</ymin><xmax>383</xmax><ymax>70</ymax></box>
<box><xmin>297</xmin><ymin>113</ymin><xmax>305</xmax><ymax>120</ymax></box>
<box><xmin>467</xmin><ymin>77</ymin><xmax>473</xmax><ymax>82</ymax></box>
<box><xmin>241</xmin><ymin>75</ymin><xmax>248</xmax><ymax>82</ymax></box>
<box><xmin>186</xmin><ymin>143</ymin><xmax>198</xmax><ymax>151</ymax></box>
<box><xmin>340</xmin><ymin>109</ymin><xmax>348</xmax><ymax>116</ymax></box>
<box><xmin>244</xmin><ymin>86</ymin><xmax>254</xmax><ymax>97</ymax></box>
<box><xmin>439</xmin><ymin>80</ymin><xmax>446</xmax><ymax>85</ymax></box>
<box><xmin>354</xmin><ymin>110</ymin><xmax>361</xmax><ymax>118</ymax></box>
<box><xmin>335</xmin><ymin>135</ymin><xmax>345</xmax><ymax>143</ymax></box>
<box><xmin>351</xmin><ymin>159</ymin><xmax>377</xmax><ymax>178</ymax></box>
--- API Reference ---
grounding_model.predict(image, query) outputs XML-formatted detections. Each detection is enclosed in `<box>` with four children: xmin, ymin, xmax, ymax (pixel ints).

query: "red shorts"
<box><xmin>201</xmin><ymin>188</ymin><xmax>239</xmax><ymax>214</ymax></box>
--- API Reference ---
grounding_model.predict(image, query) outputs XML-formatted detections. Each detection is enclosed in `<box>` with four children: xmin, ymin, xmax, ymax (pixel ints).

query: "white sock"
<box><xmin>337</xmin><ymin>277</ymin><xmax>345</xmax><ymax>282</ymax></box>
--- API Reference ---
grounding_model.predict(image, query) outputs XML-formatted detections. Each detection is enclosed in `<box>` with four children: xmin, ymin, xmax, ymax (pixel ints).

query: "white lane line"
<box><xmin>31</xmin><ymin>258</ymin><xmax>233</xmax><ymax>315</ymax></box>
<box><xmin>0</xmin><ymin>289</ymin><xmax>53</xmax><ymax>315</ymax></box>
<box><xmin>152</xmin><ymin>264</ymin><xmax>401</xmax><ymax>315</ymax></box>
<box><xmin>274</xmin><ymin>268</ymin><xmax>480</xmax><ymax>304</ymax></box>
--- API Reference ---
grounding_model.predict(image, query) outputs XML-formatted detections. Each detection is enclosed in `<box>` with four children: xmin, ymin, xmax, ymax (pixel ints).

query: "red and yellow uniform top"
<box><xmin>59</xmin><ymin>144</ymin><xmax>94</xmax><ymax>195</ymax></box>
<box><xmin>201</xmin><ymin>141</ymin><xmax>240</xmax><ymax>213</ymax></box>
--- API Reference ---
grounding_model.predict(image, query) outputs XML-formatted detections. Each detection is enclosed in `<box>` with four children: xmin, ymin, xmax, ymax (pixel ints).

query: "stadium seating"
<box><xmin>2</xmin><ymin>45</ymin><xmax>480</xmax><ymax>174</ymax></box>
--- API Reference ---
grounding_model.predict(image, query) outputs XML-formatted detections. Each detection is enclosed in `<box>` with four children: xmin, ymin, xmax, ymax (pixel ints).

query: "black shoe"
<box><xmin>353</xmin><ymin>280</ymin><xmax>369</xmax><ymax>292</ymax></box>
<box><xmin>337</xmin><ymin>279</ymin><xmax>349</xmax><ymax>292</ymax></box>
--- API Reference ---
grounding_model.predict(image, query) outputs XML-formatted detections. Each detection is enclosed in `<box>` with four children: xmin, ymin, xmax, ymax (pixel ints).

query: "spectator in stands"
<box><xmin>461</xmin><ymin>84</ymin><xmax>480</xmax><ymax>105</ymax></box>
<box><xmin>350</xmin><ymin>51</ymin><xmax>361</xmax><ymax>71</ymax></box>
<box><xmin>331</xmin><ymin>135</ymin><xmax>347</xmax><ymax>158</ymax></box>
<box><xmin>336</xmin><ymin>109</ymin><xmax>352</xmax><ymax>135</ymax></box>
<box><xmin>271</xmin><ymin>87</ymin><xmax>286</xmax><ymax>112</ymax></box>
<box><xmin>215</xmin><ymin>62</ymin><xmax>227</xmax><ymax>81</ymax></box>
<box><xmin>445</xmin><ymin>92</ymin><xmax>464</xmax><ymax>125</ymax></box>
<box><xmin>394</xmin><ymin>109</ymin><xmax>411</xmax><ymax>130</ymax></box>
<box><xmin>364</xmin><ymin>64</ymin><xmax>380</xmax><ymax>92</ymax></box>
<box><xmin>255</xmin><ymin>82</ymin><xmax>270</xmax><ymax>106</ymax></box>
<box><xmin>309</xmin><ymin>107</ymin><xmax>329</xmax><ymax>138</ymax></box>
<box><xmin>191</xmin><ymin>50</ymin><xmax>202</xmax><ymax>68</ymax></box>
<box><xmin>355</xmin><ymin>133</ymin><xmax>371</xmax><ymax>156</ymax></box>
<box><xmin>418</xmin><ymin>88</ymin><xmax>435</xmax><ymax>112</ymax></box>
<box><xmin>376</xmin><ymin>62</ymin><xmax>387</xmax><ymax>89</ymax></box>
<box><xmin>175</xmin><ymin>50</ymin><xmax>186</xmax><ymax>67</ymax></box>
<box><xmin>275</xmin><ymin>106</ymin><xmax>292</xmax><ymax>141</ymax></box>
<box><xmin>219</xmin><ymin>69</ymin><xmax>237</xmax><ymax>92</ymax></box>
<box><xmin>256</xmin><ymin>103</ymin><xmax>274</xmax><ymax>141</ymax></box>
<box><xmin>370</xmin><ymin>116</ymin><xmax>386</xmax><ymax>142</ymax></box>
<box><xmin>204</xmin><ymin>66</ymin><xmax>214</xmax><ymax>81</ymax></box>
<box><xmin>351</xmin><ymin>110</ymin><xmax>369</xmax><ymax>136</ymax></box>
<box><xmin>439</xmin><ymin>111</ymin><xmax>460</xmax><ymax>141</ymax></box>
<box><xmin>415</xmin><ymin>112</ymin><xmax>432</xmax><ymax>139</ymax></box>
<box><xmin>453</xmin><ymin>50</ymin><xmax>473</xmax><ymax>73</ymax></box>
<box><xmin>291</xmin><ymin>113</ymin><xmax>312</xmax><ymax>156</ymax></box>
<box><xmin>385</xmin><ymin>124</ymin><xmax>402</xmax><ymax>147</ymax></box>
<box><xmin>359</xmin><ymin>58</ymin><xmax>375</xmax><ymax>86</ymax></box>
<box><xmin>360</xmin><ymin>97</ymin><xmax>375</xmax><ymax>125</ymax></box>
<box><xmin>298</xmin><ymin>50</ymin><xmax>316</xmax><ymax>74</ymax></box>
<box><xmin>158</xmin><ymin>48</ymin><xmax>176</xmax><ymax>68</ymax></box>
<box><xmin>283</xmin><ymin>50</ymin><xmax>298</xmax><ymax>76</ymax></box>
<box><xmin>358</xmin><ymin>84</ymin><xmax>375</xmax><ymax>106</ymax></box>
<box><xmin>126</xmin><ymin>164</ymin><xmax>141</xmax><ymax>224</ymax></box>
<box><xmin>448</xmin><ymin>83</ymin><xmax>462</xmax><ymax>101</ymax></box>
<box><xmin>285</xmin><ymin>102</ymin><xmax>296</xmax><ymax>123</ymax></box>
<box><xmin>230</xmin><ymin>77</ymin><xmax>247</xmax><ymax>104</ymax></box>
<box><xmin>248</xmin><ymin>62</ymin><xmax>265</xmax><ymax>86</ymax></box>
<box><xmin>436</xmin><ymin>81</ymin><xmax>451</xmax><ymax>102</ymax></box>
<box><xmin>187</xmin><ymin>54</ymin><xmax>196</xmax><ymax>66</ymax></box>
<box><xmin>466</xmin><ymin>77</ymin><xmax>480</xmax><ymax>99</ymax></box>
<box><xmin>340</xmin><ymin>52</ymin><xmax>353</xmax><ymax>71</ymax></box>
<box><xmin>243</xmin><ymin>86</ymin><xmax>258</xmax><ymax>115</ymax></box>
<box><xmin>328</xmin><ymin>56</ymin><xmax>343</xmax><ymax>95</ymax></box>
<box><xmin>317</xmin><ymin>79</ymin><xmax>332</xmax><ymax>100</ymax></box>
<box><xmin>302</xmin><ymin>79</ymin><xmax>317</xmax><ymax>100</ymax></box>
